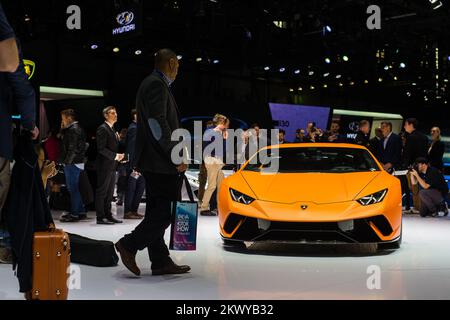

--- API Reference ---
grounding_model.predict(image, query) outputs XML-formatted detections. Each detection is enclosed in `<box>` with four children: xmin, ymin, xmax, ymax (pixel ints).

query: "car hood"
<box><xmin>240</xmin><ymin>171</ymin><xmax>381</xmax><ymax>204</ymax></box>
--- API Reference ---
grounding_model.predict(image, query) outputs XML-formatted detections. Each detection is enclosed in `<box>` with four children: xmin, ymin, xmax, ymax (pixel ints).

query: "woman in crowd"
<box><xmin>428</xmin><ymin>126</ymin><xmax>445</xmax><ymax>172</ymax></box>
<box><xmin>199</xmin><ymin>114</ymin><xmax>229</xmax><ymax>216</ymax></box>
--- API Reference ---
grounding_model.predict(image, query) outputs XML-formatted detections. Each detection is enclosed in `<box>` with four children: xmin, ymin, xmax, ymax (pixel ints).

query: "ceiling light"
<box><xmin>279</xmin><ymin>67</ymin><xmax>286</xmax><ymax>72</ymax></box>
<box><xmin>323</xmin><ymin>84</ymin><xmax>328</xmax><ymax>88</ymax></box>
<box><xmin>294</xmin><ymin>69</ymin><xmax>300</xmax><ymax>74</ymax></box>
<box><xmin>90</xmin><ymin>44</ymin><xmax>98</xmax><ymax>50</ymax></box>
<box><xmin>384</xmin><ymin>65</ymin><xmax>389</xmax><ymax>71</ymax></box>
<box><xmin>378</xmin><ymin>77</ymin><xmax>383</xmax><ymax>82</ymax></box>
<box><xmin>113</xmin><ymin>47</ymin><xmax>120</xmax><ymax>53</ymax></box>
<box><xmin>342</xmin><ymin>55</ymin><xmax>349</xmax><ymax>62</ymax></box>
<box><xmin>196</xmin><ymin>57</ymin><xmax>202</xmax><ymax>62</ymax></box>
<box><xmin>325</xmin><ymin>58</ymin><xmax>331</xmax><ymax>64</ymax></box>
<box><xmin>308</xmin><ymin>71</ymin><xmax>314</xmax><ymax>76</ymax></box>
<box><xmin>400</xmin><ymin>62</ymin><xmax>406</xmax><ymax>68</ymax></box>
<box><xmin>364</xmin><ymin>80</ymin><xmax>369</xmax><ymax>84</ymax></box>
<box><xmin>310</xmin><ymin>86</ymin><xmax>315</xmax><ymax>90</ymax></box>
<box><xmin>177</xmin><ymin>55</ymin><xmax>183</xmax><ymax>60</ymax></box>
<box><xmin>326</xmin><ymin>25</ymin><xmax>332</xmax><ymax>32</ymax></box>
<box><xmin>264</xmin><ymin>66</ymin><xmax>270</xmax><ymax>71</ymax></box>
<box><xmin>323</xmin><ymin>72</ymin><xmax>330</xmax><ymax>77</ymax></box>
<box><xmin>135</xmin><ymin>50</ymin><xmax>142</xmax><ymax>55</ymax></box>
<box><xmin>298</xmin><ymin>87</ymin><xmax>303</xmax><ymax>91</ymax></box>
<box><xmin>213</xmin><ymin>59</ymin><xmax>220</xmax><ymax>64</ymax></box>
<box><xmin>335</xmin><ymin>74</ymin><xmax>342</xmax><ymax>79</ymax></box>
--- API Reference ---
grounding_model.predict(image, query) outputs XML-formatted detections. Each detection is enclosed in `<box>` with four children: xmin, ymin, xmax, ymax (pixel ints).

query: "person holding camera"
<box><xmin>410</xmin><ymin>157</ymin><xmax>449</xmax><ymax>217</ymax></box>
<box><xmin>95</xmin><ymin>106</ymin><xmax>124</xmax><ymax>225</ymax></box>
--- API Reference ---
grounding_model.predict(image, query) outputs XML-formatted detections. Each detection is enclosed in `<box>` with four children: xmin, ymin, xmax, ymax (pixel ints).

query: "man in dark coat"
<box><xmin>123</xmin><ymin>108</ymin><xmax>145</xmax><ymax>219</ymax></box>
<box><xmin>115</xmin><ymin>48</ymin><xmax>190</xmax><ymax>277</ymax></box>
<box><xmin>353</xmin><ymin>120</ymin><xmax>371</xmax><ymax>149</ymax></box>
<box><xmin>95</xmin><ymin>106</ymin><xmax>124</xmax><ymax>225</ymax></box>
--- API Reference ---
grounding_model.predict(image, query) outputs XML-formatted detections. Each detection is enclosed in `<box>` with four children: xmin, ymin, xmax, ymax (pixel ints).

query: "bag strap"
<box><xmin>181</xmin><ymin>173</ymin><xmax>195</xmax><ymax>202</ymax></box>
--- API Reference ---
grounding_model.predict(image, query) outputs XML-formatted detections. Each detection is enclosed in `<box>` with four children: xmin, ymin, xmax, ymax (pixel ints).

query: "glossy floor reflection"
<box><xmin>1</xmin><ymin>206</ymin><xmax>450</xmax><ymax>300</ymax></box>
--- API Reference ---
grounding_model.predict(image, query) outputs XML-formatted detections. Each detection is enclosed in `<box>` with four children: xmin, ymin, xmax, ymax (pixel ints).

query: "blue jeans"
<box><xmin>124</xmin><ymin>172</ymin><xmax>145</xmax><ymax>213</ymax></box>
<box><xmin>64</xmin><ymin>164</ymin><xmax>85</xmax><ymax>215</ymax></box>
<box><xmin>0</xmin><ymin>227</ymin><xmax>11</xmax><ymax>248</ymax></box>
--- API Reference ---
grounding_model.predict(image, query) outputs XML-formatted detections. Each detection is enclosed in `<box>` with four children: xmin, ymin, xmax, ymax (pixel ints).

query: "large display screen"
<box><xmin>269</xmin><ymin>103</ymin><xmax>331</xmax><ymax>142</ymax></box>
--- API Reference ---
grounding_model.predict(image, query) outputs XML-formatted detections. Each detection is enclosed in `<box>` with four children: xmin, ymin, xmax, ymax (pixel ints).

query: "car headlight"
<box><xmin>357</xmin><ymin>189</ymin><xmax>388</xmax><ymax>206</ymax></box>
<box><xmin>229</xmin><ymin>188</ymin><xmax>255</xmax><ymax>205</ymax></box>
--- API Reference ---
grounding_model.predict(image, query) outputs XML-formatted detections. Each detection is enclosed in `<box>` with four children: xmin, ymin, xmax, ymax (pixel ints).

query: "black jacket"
<box><xmin>134</xmin><ymin>71</ymin><xmax>182</xmax><ymax>174</ymax></box>
<box><xmin>428</xmin><ymin>140</ymin><xmax>445</xmax><ymax>171</ymax></box>
<box><xmin>354</xmin><ymin>131</ymin><xmax>370</xmax><ymax>149</ymax></box>
<box><xmin>59</xmin><ymin>122</ymin><xmax>86</xmax><ymax>164</ymax></box>
<box><xmin>378</xmin><ymin>133</ymin><xmax>402</xmax><ymax>170</ymax></box>
<box><xmin>96</xmin><ymin>122</ymin><xmax>119</xmax><ymax>171</ymax></box>
<box><xmin>125</xmin><ymin>121</ymin><xmax>137</xmax><ymax>169</ymax></box>
<box><xmin>0</xmin><ymin>56</ymin><xmax>36</xmax><ymax>160</ymax></box>
<box><xmin>5</xmin><ymin>133</ymin><xmax>54</xmax><ymax>293</ymax></box>
<box><xmin>402</xmin><ymin>130</ymin><xmax>429</xmax><ymax>167</ymax></box>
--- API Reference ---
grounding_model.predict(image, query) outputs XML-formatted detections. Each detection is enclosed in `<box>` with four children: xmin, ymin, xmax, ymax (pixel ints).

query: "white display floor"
<box><xmin>1</xmin><ymin>205</ymin><xmax>450</xmax><ymax>300</ymax></box>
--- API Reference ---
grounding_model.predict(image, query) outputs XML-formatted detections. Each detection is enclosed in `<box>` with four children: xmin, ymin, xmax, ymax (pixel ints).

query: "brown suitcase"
<box><xmin>31</xmin><ymin>229</ymin><xmax>70</xmax><ymax>300</ymax></box>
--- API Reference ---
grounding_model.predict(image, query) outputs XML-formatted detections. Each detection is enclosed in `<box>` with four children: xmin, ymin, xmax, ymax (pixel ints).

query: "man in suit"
<box><xmin>115</xmin><ymin>48</ymin><xmax>190</xmax><ymax>276</ymax></box>
<box><xmin>353</xmin><ymin>120</ymin><xmax>371</xmax><ymax>148</ymax></box>
<box><xmin>402</xmin><ymin>118</ymin><xmax>429</xmax><ymax>213</ymax></box>
<box><xmin>378</xmin><ymin>121</ymin><xmax>402</xmax><ymax>172</ymax></box>
<box><xmin>95</xmin><ymin>106</ymin><xmax>124</xmax><ymax>225</ymax></box>
<box><xmin>123</xmin><ymin>108</ymin><xmax>145</xmax><ymax>219</ymax></box>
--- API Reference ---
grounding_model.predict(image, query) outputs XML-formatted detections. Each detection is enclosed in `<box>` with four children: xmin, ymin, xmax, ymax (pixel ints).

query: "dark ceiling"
<box><xmin>3</xmin><ymin>0</ymin><xmax>450</xmax><ymax>107</ymax></box>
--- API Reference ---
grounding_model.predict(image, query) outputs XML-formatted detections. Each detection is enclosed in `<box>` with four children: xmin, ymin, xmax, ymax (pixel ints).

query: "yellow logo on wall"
<box><xmin>23</xmin><ymin>59</ymin><xmax>35</xmax><ymax>80</ymax></box>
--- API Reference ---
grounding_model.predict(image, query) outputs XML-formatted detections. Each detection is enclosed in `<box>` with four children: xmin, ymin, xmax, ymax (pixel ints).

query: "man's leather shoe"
<box><xmin>107</xmin><ymin>216</ymin><xmax>123</xmax><ymax>223</ymax></box>
<box><xmin>152</xmin><ymin>261</ymin><xmax>191</xmax><ymax>276</ymax></box>
<box><xmin>124</xmin><ymin>212</ymin><xmax>142</xmax><ymax>219</ymax></box>
<box><xmin>115</xmin><ymin>241</ymin><xmax>140</xmax><ymax>276</ymax></box>
<box><xmin>97</xmin><ymin>218</ymin><xmax>115</xmax><ymax>225</ymax></box>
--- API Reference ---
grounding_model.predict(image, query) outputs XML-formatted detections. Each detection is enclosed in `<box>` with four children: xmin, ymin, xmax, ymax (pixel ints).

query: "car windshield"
<box><xmin>244</xmin><ymin>147</ymin><xmax>380</xmax><ymax>173</ymax></box>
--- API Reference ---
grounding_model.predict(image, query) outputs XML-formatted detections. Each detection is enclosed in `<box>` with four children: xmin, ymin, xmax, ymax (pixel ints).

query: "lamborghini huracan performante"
<box><xmin>218</xmin><ymin>143</ymin><xmax>402</xmax><ymax>250</ymax></box>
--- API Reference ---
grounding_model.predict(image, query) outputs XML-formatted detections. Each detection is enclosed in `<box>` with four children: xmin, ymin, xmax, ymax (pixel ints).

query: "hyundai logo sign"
<box><xmin>113</xmin><ymin>11</ymin><xmax>136</xmax><ymax>35</ymax></box>
<box><xmin>116</xmin><ymin>11</ymin><xmax>134</xmax><ymax>25</ymax></box>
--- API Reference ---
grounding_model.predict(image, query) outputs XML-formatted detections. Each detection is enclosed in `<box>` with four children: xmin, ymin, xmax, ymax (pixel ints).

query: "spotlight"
<box><xmin>213</xmin><ymin>59</ymin><xmax>220</xmax><ymax>64</ymax></box>
<box><xmin>444</xmin><ymin>79</ymin><xmax>449</xmax><ymax>82</ymax></box>
<box><xmin>406</xmin><ymin>91</ymin><xmax>411</xmax><ymax>97</ymax></box>
<box><xmin>447</xmin><ymin>56</ymin><xmax>450</xmax><ymax>61</ymax></box>
<box><xmin>378</xmin><ymin>77</ymin><xmax>383</xmax><ymax>82</ymax></box>
<box><xmin>384</xmin><ymin>65</ymin><xmax>389</xmax><ymax>71</ymax></box>
<box><xmin>400</xmin><ymin>62</ymin><xmax>406</xmax><ymax>68</ymax></box>
<box><xmin>323</xmin><ymin>84</ymin><xmax>328</xmax><ymax>88</ymax></box>
<box><xmin>196</xmin><ymin>57</ymin><xmax>203</xmax><ymax>62</ymax></box>
<box><xmin>279</xmin><ymin>67</ymin><xmax>286</xmax><ymax>72</ymax></box>
<box><xmin>335</xmin><ymin>74</ymin><xmax>342</xmax><ymax>79</ymax></box>
<box><xmin>326</xmin><ymin>25</ymin><xmax>332</xmax><ymax>32</ymax></box>
<box><xmin>177</xmin><ymin>55</ymin><xmax>183</xmax><ymax>60</ymax></box>
<box><xmin>349</xmin><ymin>81</ymin><xmax>355</xmax><ymax>86</ymax></box>
<box><xmin>308</xmin><ymin>71</ymin><xmax>314</xmax><ymax>76</ymax></box>
<box><xmin>325</xmin><ymin>58</ymin><xmax>331</xmax><ymax>64</ymax></box>
<box><xmin>264</xmin><ymin>66</ymin><xmax>270</xmax><ymax>71</ymax></box>
<box><xmin>289</xmin><ymin>88</ymin><xmax>294</xmax><ymax>92</ymax></box>
<box><xmin>364</xmin><ymin>80</ymin><xmax>369</xmax><ymax>84</ymax></box>
<box><xmin>298</xmin><ymin>87</ymin><xmax>303</xmax><ymax>91</ymax></box>
<box><xmin>424</xmin><ymin>96</ymin><xmax>428</xmax><ymax>101</ymax></box>
<box><xmin>323</xmin><ymin>73</ymin><xmax>330</xmax><ymax>77</ymax></box>
<box><xmin>294</xmin><ymin>69</ymin><xmax>300</xmax><ymax>74</ymax></box>
<box><xmin>338</xmin><ymin>82</ymin><xmax>343</xmax><ymax>87</ymax></box>
<box><xmin>310</xmin><ymin>86</ymin><xmax>315</xmax><ymax>90</ymax></box>
<box><xmin>412</xmin><ymin>82</ymin><xmax>417</xmax><ymax>86</ymax></box>
<box><xmin>342</xmin><ymin>55</ymin><xmax>349</xmax><ymax>62</ymax></box>
<box><xmin>394</xmin><ymin>76</ymin><xmax>398</xmax><ymax>80</ymax></box>
<box><xmin>135</xmin><ymin>50</ymin><xmax>142</xmax><ymax>55</ymax></box>
<box><xmin>113</xmin><ymin>47</ymin><xmax>120</xmax><ymax>53</ymax></box>
<box><xmin>90</xmin><ymin>44</ymin><xmax>98</xmax><ymax>50</ymax></box>
<box><xmin>24</xmin><ymin>14</ymin><xmax>31</xmax><ymax>22</ymax></box>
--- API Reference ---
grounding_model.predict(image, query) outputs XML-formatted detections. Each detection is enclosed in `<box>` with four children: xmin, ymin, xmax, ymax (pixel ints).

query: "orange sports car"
<box><xmin>218</xmin><ymin>143</ymin><xmax>402</xmax><ymax>250</ymax></box>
